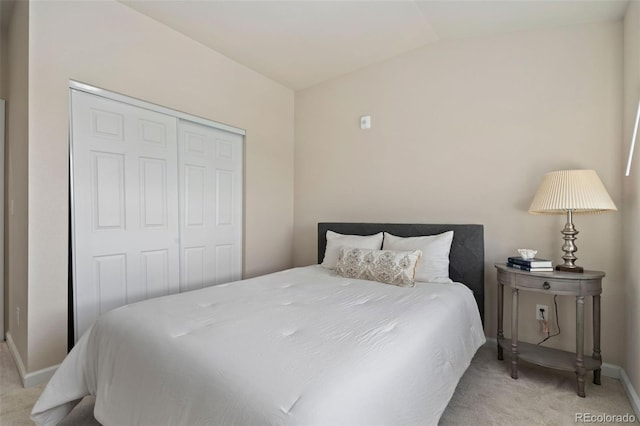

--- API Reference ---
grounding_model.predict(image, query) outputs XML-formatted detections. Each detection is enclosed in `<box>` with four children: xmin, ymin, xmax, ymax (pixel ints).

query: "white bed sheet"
<box><xmin>32</xmin><ymin>265</ymin><xmax>485</xmax><ymax>426</ymax></box>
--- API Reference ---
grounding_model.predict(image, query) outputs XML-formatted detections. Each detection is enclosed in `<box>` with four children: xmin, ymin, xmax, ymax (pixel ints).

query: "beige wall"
<box><xmin>5</xmin><ymin>0</ymin><xmax>29</xmax><ymax>364</ymax></box>
<box><xmin>623</xmin><ymin>0</ymin><xmax>640</xmax><ymax>398</ymax></box>
<box><xmin>295</xmin><ymin>22</ymin><xmax>625</xmax><ymax>363</ymax></box>
<box><xmin>22</xmin><ymin>0</ymin><xmax>294</xmax><ymax>372</ymax></box>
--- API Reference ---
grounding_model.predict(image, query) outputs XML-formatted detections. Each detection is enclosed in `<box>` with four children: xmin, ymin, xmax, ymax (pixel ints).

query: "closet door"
<box><xmin>0</xmin><ymin>99</ymin><xmax>4</xmax><ymax>341</ymax></box>
<box><xmin>71</xmin><ymin>90</ymin><xmax>180</xmax><ymax>340</ymax></box>
<box><xmin>178</xmin><ymin>120</ymin><xmax>243</xmax><ymax>292</ymax></box>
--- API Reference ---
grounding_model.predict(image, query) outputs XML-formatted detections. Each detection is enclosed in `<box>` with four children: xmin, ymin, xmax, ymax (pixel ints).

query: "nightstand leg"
<box><xmin>593</xmin><ymin>295</ymin><xmax>602</xmax><ymax>385</ymax></box>
<box><xmin>511</xmin><ymin>288</ymin><xmax>519</xmax><ymax>379</ymax></box>
<box><xmin>497</xmin><ymin>282</ymin><xmax>504</xmax><ymax>360</ymax></box>
<box><xmin>576</xmin><ymin>296</ymin><xmax>586</xmax><ymax>397</ymax></box>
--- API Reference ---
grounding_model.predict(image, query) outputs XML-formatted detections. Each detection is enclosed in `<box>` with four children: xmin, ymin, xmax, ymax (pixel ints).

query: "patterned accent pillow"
<box><xmin>335</xmin><ymin>247</ymin><xmax>423</xmax><ymax>287</ymax></box>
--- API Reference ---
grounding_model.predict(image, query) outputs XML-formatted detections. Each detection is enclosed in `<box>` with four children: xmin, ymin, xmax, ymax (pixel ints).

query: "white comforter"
<box><xmin>32</xmin><ymin>265</ymin><xmax>485</xmax><ymax>426</ymax></box>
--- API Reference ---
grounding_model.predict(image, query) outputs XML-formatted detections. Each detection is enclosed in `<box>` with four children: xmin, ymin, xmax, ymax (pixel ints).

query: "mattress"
<box><xmin>32</xmin><ymin>265</ymin><xmax>486</xmax><ymax>425</ymax></box>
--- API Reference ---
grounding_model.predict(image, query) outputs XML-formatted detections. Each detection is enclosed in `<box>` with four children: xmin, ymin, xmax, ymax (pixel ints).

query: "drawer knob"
<box><xmin>543</xmin><ymin>282</ymin><xmax>551</xmax><ymax>290</ymax></box>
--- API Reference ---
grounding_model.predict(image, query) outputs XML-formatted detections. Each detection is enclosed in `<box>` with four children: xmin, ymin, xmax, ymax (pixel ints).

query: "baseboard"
<box><xmin>6</xmin><ymin>331</ymin><xmax>59</xmax><ymax>388</ymax></box>
<box><xmin>620</xmin><ymin>368</ymin><xmax>640</xmax><ymax>417</ymax></box>
<box><xmin>601</xmin><ymin>362</ymin><xmax>621</xmax><ymax>379</ymax></box>
<box><xmin>23</xmin><ymin>363</ymin><xmax>59</xmax><ymax>388</ymax></box>
<box><xmin>6</xmin><ymin>331</ymin><xmax>27</xmax><ymax>385</ymax></box>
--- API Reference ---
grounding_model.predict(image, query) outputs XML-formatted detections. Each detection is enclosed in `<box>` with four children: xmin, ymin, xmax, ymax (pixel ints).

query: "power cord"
<box><xmin>537</xmin><ymin>295</ymin><xmax>561</xmax><ymax>345</ymax></box>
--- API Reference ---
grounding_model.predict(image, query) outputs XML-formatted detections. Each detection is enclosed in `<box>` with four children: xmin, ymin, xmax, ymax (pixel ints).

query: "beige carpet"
<box><xmin>0</xmin><ymin>341</ymin><xmax>637</xmax><ymax>425</ymax></box>
<box><xmin>441</xmin><ymin>344</ymin><xmax>638</xmax><ymax>425</ymax></box>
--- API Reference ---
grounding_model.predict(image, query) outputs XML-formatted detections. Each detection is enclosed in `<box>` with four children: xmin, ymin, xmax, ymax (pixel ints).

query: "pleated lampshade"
<box><xmin>528</xmin><ymin>170</ymin><xmax>617</xmax><ymax>214</ymax></box>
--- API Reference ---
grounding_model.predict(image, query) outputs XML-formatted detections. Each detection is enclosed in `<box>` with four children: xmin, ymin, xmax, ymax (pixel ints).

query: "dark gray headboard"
<box><xmin>318</xmin><ymin>223</ymin><xmax>484</xmax><ymax>324</ymax></box>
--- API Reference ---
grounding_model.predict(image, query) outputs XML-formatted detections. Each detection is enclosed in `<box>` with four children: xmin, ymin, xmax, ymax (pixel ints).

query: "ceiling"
<box><xmin>121</xmin><ymin>0</ymin><xmax>629</xmax><ymax>90</ymax></box>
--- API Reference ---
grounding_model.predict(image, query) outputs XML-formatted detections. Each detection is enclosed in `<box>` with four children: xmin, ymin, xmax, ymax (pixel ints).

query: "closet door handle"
<box><xmin>543</xmin><ymin>282</ymin><xmax>551</xmax><ymax>290</ymax></box>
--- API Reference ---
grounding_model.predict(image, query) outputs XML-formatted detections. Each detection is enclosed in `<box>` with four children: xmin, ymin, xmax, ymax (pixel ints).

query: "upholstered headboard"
<box><xmin>317</xmin><ymin>223</ymin><xmax>485</xmax><ymax>324</ymax></box>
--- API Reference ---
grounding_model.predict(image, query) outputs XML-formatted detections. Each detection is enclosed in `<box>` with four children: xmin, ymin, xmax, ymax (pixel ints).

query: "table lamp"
<box><xmin>528</xmin><ymin>169</ymin><xmax>617</xmax><ymax>273</ymax></box>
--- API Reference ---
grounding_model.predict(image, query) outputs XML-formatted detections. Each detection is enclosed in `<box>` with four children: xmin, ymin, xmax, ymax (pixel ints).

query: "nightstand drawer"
<box><xmin>515</xmin><ymin>274</ymin><xmax>577</xmax><ymax>293</ymax></box>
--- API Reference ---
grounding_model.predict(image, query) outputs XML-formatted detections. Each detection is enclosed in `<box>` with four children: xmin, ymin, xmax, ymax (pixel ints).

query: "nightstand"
<box><xmin>495</xmin><ymin>263</ymin><xmax>605</xmax><ymax>397</ymax></box>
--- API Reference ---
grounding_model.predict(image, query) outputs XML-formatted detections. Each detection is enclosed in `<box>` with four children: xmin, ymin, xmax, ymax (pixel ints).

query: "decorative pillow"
<box><xmin>382</xmin><ymin>231</ymin><xmax>454</xmax><ymax>283</ymax></box>
<box><xmin>321</xmin><ymin>231</ymin><xmax>383</xmax><ymax>269</ymax></box>
<box><xmin>335</xmin><ymin>247</ymin><xmax>422</xmax><ymax>287</ymax></box>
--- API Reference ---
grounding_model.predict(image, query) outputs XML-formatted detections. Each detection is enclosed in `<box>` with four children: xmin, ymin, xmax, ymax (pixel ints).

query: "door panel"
<box><xmin>184</xmin><ymin>165</ymin><xmax>206</xmax><ymax>226</ymax></box>
<box><xmin>178</xmin><ymin>120</ymin><xmax>243</xmax><ymax>291</ymax></box>
<box><xmin>141</xmin><ymin>249</ymin><xmax>170</xmax><ymax>299</ymax></box>
<box><xmin>92</xmin><ymin>152</ymin><xmax>125</xmax><ymax>230</ymax></box>
<box><xmin>183</xmin><ymin>246</ymin><xmax>206</xmax><ymax>292</ymax></box>
<box><xmin>94</xmin><ymin>254</ymin><xmax>127</xmax><ymax>314</ymax></box>
<box><xmin>139</xmin><ymin>158</ymin><xmax>168</xmax><ymax>229</ymax></box>
<box><xmin>216</xmin><ymin>170</ymin><xmax>233</xmax><ymax>225</ymax></box>
<box><xmin>71</xmin><ymin>90</ymin><xmax>180</xmax><ymax>341</ymax></box>
<box><xmin>215</xmin><ymin>245</ymin><xmax>233</xmax><ymax>284</ymax></box>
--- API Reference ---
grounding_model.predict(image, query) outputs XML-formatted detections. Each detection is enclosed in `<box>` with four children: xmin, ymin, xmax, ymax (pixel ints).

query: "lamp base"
<box><xmin>556</xmin><ymin>264</ymin><xmax>584</xmax><ymax>273</ymax></box>
<box><xmin>557</xmin><ymin>209</ymin><xmax>584</xmax><ymax>274</ymax></box>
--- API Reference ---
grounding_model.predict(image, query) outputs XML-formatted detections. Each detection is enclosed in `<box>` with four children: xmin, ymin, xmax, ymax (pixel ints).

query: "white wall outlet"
<box><xmin>536</xmin><ymin>304</ymin><xmax>548</xmax><ymax>320</ymax></box>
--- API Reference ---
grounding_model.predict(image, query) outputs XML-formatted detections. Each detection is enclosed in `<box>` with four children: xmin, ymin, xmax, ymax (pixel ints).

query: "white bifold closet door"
<box><xmin>71</xmin><ymin>90</ymin><xmax>243</xmax><ymax>342</ymax></box>
<box><xmin>178</xmin><ymin>121</ymin><xmax>242</xmax><ymax>292</ymax></box>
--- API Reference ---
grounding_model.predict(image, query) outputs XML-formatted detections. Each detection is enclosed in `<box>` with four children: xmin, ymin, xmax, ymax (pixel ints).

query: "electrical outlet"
<box><xmin>536</xmin><ymin>304</ymin><xmax>548</xmax><ymax>320</ymax></box>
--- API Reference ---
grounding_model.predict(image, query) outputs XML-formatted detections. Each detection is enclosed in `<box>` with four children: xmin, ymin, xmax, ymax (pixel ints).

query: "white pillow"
<box><xmin>382</xmin><ymin>231</ymin><xmax>454</xmax><ymax>283</ymax></box>
<box><xmin>321</xmin><ymin>231</ymin><xmax>383</xmax><ymax>269</ymax></box>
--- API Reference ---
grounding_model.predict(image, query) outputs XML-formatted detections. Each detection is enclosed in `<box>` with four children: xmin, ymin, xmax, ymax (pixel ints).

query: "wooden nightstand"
<box><xmin>495</xmin><ymin>263</ymin><xmax>605</xmax><ymax>397</ymax></box>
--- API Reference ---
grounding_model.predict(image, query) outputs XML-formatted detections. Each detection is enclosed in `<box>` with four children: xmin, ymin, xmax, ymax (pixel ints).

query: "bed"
<box><xmin>32</xmin><ymin>223</ymin><xmax>486</xmax><ymax>426</ymax></box>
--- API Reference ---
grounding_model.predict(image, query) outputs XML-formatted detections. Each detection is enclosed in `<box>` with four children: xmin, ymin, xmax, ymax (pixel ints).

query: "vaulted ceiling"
<box><xmin>1</xmin><ymin>2</ymin><xmax>631</xmax><ymax>90</ymax></box>
<box><xmin>111</xmin><ymin>1</ymin><xmax>632</xmax><ymax>90</ymax></box>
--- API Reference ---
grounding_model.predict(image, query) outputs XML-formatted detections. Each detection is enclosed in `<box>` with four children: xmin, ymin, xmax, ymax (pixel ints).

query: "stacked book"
<box><xmin>507</xmin><ymin>256</ymin><xmax>553</xmax><ymax>272</ymax></box>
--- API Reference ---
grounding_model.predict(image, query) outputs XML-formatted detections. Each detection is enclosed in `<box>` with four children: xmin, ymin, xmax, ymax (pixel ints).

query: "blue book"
<box><xmin>507</xmin><ymin>256</ymin><xmax>552</xmax><ymax>268</ymax></box>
